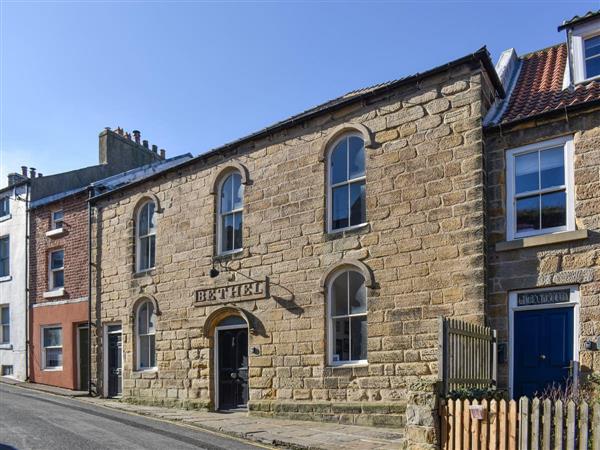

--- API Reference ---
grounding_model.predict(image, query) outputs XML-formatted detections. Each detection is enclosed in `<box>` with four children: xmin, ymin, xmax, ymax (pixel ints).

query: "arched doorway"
<box><xmin>214</xmin><ymin>315</ymin><xmax>249</xmax><ymax>410</ymax></box>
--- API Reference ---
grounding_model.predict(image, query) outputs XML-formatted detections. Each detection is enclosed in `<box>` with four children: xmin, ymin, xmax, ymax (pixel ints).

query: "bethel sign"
<box><xmin>194</xmin><ymin>278</ymin><xmax>269</xmax><ymax>305</ymax></box>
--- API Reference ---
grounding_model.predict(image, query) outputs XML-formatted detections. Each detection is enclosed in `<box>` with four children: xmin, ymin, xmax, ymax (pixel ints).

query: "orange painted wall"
<box><xmin>30</xmin><ymin>301</ymin><xmax>88</xmax><ymax>390</ymax></box>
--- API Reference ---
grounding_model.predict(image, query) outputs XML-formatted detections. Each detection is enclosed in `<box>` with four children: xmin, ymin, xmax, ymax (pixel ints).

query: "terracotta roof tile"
<box><xmin>499</xmin><ymin>43</ymin><xmax>600</xmax><ymax>124</ymax></box>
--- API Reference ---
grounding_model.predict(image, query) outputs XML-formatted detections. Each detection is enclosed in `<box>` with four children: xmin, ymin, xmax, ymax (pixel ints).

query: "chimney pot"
<box><xmin>30</xmin><ymin>167</ymin><xmax>36</xmax><ymax>178</ymax></box>
<box><xmin>21</xmin><ymin>166</ymin><xmax>28</xmax><ymax>177</ymax></box>
<box><xmin>160</xmin><ymin>149</ymin><xmax>166</xmax><ymax>159</ymax></box>
<box><xmin>143</xmin><ymin>139</ymin><xmax>149</xmax><ymax>148</ymax></box>
<box><xmin>126</xmin><ymin>132</ymin><xmax>131</xmax><ymax>140</ymax></box>
<box><xmin>38</xmin><ymin>173</ymin><xmax>43</xmax><ymax>178</ymax></box>
<box><xmin>132</xmin><ymin>130</ymin><xmax>141</xmax><ymax>144</ymax></box>
<box><xmin>152</xmin><ymin>144</ymin><xmax>158</xmax><ymax>153</ymax></box>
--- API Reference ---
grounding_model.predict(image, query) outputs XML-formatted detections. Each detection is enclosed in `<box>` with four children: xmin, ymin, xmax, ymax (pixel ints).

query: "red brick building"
<box><xmin>28</xmin><ymin>127</ymin><xmax>168</xmax><ymax>390</ymax></box>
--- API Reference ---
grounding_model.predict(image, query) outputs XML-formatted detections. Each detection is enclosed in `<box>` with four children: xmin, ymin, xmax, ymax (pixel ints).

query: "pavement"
<box><xmin>0</xmin><ymin>379</ymin><xmax>405</xmax><ymax>449</ymax></box>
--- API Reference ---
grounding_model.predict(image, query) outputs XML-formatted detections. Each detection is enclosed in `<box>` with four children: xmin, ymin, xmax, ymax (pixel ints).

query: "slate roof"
<box><xmin>487</xmin><ymin>43</ymin><xmax>600</xmax><ymax>126</ymax></box>
<box><xmin>558</xmin><ymin>10</ymin><xmax>600</xmax><ymax>31</ymax></box>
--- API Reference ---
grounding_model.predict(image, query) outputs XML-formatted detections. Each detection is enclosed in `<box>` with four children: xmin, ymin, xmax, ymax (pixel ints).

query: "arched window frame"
<box><xmin>326</xmin><ymin>133</ymin><xmax>367</xmax><ymax>233</ymax></box>
<box><xmin>216</xmin><ymin>171</ymin><xmax>244</xmax><ymax>256</ymax></box>
<box><xmin>135</xmin><ymin>299</ymin><xmax>157</xmax><ymax>371</ymax></box>
<box><xmin>135</xmin><ymin>200</ymin><xmax>157</xmax><ymax>273</ymax></box>
<box><xmin>327</xmin><ymin>268</ymin><xmax>368</xmax><ymax>367</ymax></box>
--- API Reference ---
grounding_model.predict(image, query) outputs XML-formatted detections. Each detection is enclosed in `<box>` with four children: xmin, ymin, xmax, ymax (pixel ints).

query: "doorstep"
<box><xmin>79</xmin><ymin>397</ymin><xmax>406</xmax><ymax>450</ymax></box>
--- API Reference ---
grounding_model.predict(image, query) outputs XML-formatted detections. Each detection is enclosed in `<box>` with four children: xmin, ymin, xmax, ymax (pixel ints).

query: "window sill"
<box><xmin>42</xmin><ymin>367</ymin><xmax>63</xmax><ymax>372</ymax></box>
<box><xmin>329</xmin><ymin>362</ymin><xmax>368</xmax><ymax>369</ymax></box>
<box><xmin>43</xmin><ymin>288</ymin><xmax>65</xmax><ymax>299</ymax></box>
<box><xmin>135</xmin><ymin>368</ymin><xmax>158</xmax><ymax>373</ymax></box>
<box><xmin>0</xmin><ymin>214</ymin><xmax>11</xmax><ymax>223</ymax></box>
<box><xmin>214</xmin><ymin>249</ymin><xmax>245</xmax><ymax>261</ymax></box>
<box><xmin>327</xmin><ymin>222</ymin><xmax>370</xmax><ymax>237</ymax></box>
<box><xmin>133</xmin><ymin>269</ymin><xmax>156</xmax><ymax>278</ymax></box>
<box><xmin>0</xmin><ymin>343</ymin><xmax>13</xmax><ymax>350</ymax></box>
<box><xmin>46</xmin><ymin>228</ymin><xmax>66</xmax><ymax>238</ymax></box>
<box><xmin>0</xmin><ymin>275</ymin><xmax>12</xmax><ymax>283</ymax></box>
<box><xmin>496</xmin><ymin>229</ymin><xmax>588</xmax><ymax>252</ymax></box>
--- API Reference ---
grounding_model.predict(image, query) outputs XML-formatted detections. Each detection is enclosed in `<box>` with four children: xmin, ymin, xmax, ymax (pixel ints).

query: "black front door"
<box><xmin>217</xmin><ymin>327</ymin><xmax>248</xmax><ymax>409</ymax></box>
<box><xmin>78</xmin><ymin>325</ymin><xmax>89</xmax><ymax>391</ymax></box>
<box><xmin>107</xmin><ymin>325</ymin><xmax>122</xmax><ymax>397</ymax></box>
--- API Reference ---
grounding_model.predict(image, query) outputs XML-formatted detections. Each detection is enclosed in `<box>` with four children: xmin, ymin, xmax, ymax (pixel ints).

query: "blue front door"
<box><xmin>513</xmin><ymin>307</ymin><xmax>574</xmax><ymax>398</ymax></box>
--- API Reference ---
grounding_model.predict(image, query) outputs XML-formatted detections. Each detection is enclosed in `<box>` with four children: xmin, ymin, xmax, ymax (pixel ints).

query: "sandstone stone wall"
<box><xmin>92</xmin><ymin>63</ymin><xmax>497</xmax><ymax>448</ymax></box>
<box><xmin>485</xmin><ymin>109</ymin><xmax>600</xmax><ymax>390</ymax></box>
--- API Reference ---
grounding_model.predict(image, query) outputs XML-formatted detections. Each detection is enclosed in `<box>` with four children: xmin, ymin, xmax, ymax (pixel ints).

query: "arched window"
<box><xmin>218</xmin><ymin>172</ymin><xmax>243</xmax><ymax>255</ymax></box>
<box><xmin>328</xmin><ymin>135</ymin><xmax>366</xmax><ymax>232</ymax></box>
<box><xmin>328</xmin><ymin>270</ymin><xmax>367</xmax><ymax>365</ymax></box>
<box><xmin>136</xmin><ymin>201</ymin><xmax>156</xmax><ymax>272</ymax></box>
<box><xmin>136</xmin><ymin>300</ymin><xmax>156</xmax><ymax>370</ymax></box>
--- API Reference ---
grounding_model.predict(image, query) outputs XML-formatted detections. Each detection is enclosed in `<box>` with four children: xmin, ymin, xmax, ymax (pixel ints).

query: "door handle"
<box><xmin>539</xmin><ymin>354</ymin><xmax>546</xmax><ymax>360</ymax></box>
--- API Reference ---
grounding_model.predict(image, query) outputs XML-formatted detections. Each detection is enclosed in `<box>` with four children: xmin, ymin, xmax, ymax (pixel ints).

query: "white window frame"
<box><xmin>48</xmin><ymin>249</ymin><xmax>64</xmax><ymax>291</ymax></box>
<box><xmin>327</xmin><ymin>269</ymin><xmax>368</xmax><ymax>367</ymax></box>
<box><xmin>51</xmin><ymin>210</ymin><xmax>64</xmax><ymax>230</ymax></box>
<box><xmin>135</xmin><ymin>301</ymin><xmax>157</xmax><ymax>371</ymax></box>
<box><xmin>41</xmin><ymin>325</ymin><xmax>63</xmax><ymax>371</ymax></box>
<box><xmin>570</xmin><ymin>21</ymin><xmax>600</xmax><ymax>84</ymax></box>
<box><xmin>0</xmin><ymin>236</ymin><xmax>9</xmax><ymax>278</ymax></box>
<box><xmin>216</xmin><ymin>172</ymin><xmax>244</xmax><ymax>256</ymax></box>
<box><xmin>135</xmin><ymin>201</ymin><xmax>156</xmax><ymax>273</ymax></box>
<box><xmin>505</xmin><ymin>136</ymin><xmax>575</xmax><ymax>241</ymax></box>
<box><xmin>0</xmin><ymin>305</ymin><xmax>9</xmax><ymax>344</ymax></box>
<box><xmin>508</xmin><ymin>285</ymin><xmax>579</xmax><ymax>399</ymax></box>
<box><xmin>327</xmin><ymin>133</ymin><xmax>367</xmax><ymax>233</ymax></box>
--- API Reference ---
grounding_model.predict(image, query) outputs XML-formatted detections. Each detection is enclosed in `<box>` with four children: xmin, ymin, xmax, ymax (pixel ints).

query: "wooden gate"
<box><xmin>438</xmin><ymin>317</ymin><xmax>497</xmax><ymax>395</ymax></box>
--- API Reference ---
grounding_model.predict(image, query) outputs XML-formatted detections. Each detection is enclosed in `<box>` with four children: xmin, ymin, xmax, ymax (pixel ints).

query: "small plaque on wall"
<box><xmin>517</xmin><ymin>289</ymin><xmax>570</xmax><ymax>307</ymax></box>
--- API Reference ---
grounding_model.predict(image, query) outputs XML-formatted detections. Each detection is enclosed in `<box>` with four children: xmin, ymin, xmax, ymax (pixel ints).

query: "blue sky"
<box><xmin>1</xmin><ymin>1</ymin><xmax>598</xmax><ymax>184</ymax></box>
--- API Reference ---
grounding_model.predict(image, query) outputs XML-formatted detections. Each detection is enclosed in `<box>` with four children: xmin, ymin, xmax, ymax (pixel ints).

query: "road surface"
<box><xmin>0</xmin><ymin>382</ymin><xmax>267</xmax><ymax>450</ymax></box>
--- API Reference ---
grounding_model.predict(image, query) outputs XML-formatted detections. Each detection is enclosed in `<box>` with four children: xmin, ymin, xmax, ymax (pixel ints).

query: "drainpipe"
<box><xmin>566</xmin><ymin>28</ymin><xmax>575</xmax><ymax>88</ymax></box>
<box><xmin>24</xmin><ymin>182</ymin><xmax>30</xmax><ymax>381</ymax></box>
<box><xmin>87</xmin><ymin>187</ymin><xmax>93</xmax><ymax>396</ymax></box>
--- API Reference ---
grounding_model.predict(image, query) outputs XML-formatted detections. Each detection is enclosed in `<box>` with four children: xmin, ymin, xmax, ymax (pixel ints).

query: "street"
<box><xmin>0</xmin><ymin>383</ymin><xmax>268</xmax><ymax>450</ymax></box>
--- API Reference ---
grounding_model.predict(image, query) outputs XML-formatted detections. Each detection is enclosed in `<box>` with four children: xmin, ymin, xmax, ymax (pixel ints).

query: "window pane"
<box><xmin>332</xmin><ymin>272</ymin><xmax>348</xmax><ymax>316</ymax></box>
<box><xmin>348</xmin><ymin>136</ymin><xmax>365</xmax><ymax>179</ymax></box>
<box><xmin>138</xmin><ymin>303</ymin><xmax>148</xmax><ymax>335</ymax></box>
<box><xmin>220</xmin><ymin>175</ymin><xmax>233</xmax><ymax>213</ymax></box>
<box><xmin>147</xmin><ymin>303</ymin><xmax>156</xmax><ymax>334</ymax></box>
<box><xmin>232</xmin><ymin>174</ymin><xmax>243</xmax><ymax>210</ymax></box>
<box><xmin>234</xmin><ymin>211</ymin><xmax>243</xmax><ymax>250</ymax></box>
<box><xmin>222</xmin><ymin>213</ymin><xmax>234</xmax><ymax>252</ymax></box>
<box><xmin>148</xmin><ymin>235</ymin><xmax>156</xmax><ymax>268</ymax></box>
<box><xmin>1</xmin><ymin>307</ymin><xmax>8</xmax><ymax>325</ymax></box>
<box><xmin>0</xmin><ymin>237</ymin><xmax>8</xmax><ymax>258</ymax></box>
<box><xmin>333</xmin><ymin>318</ymin><xmax>350</xmax><ymax>362</ymax></box>
<box><xmin>349</xmin><ymin>272</ymin><xmax>367</xmax><ymax>314</ymax></box>
<box><xmin>516</xmin><ymin>195</ymin><xmax>540</xmax><ymax>233</ymax></box>
<box><xmin>140</xmin><ymin>336</ymin><xmax>150</xmax><ymax>368</ymax></box>
<box><xmin>53</xmin><ymin>270</ymin><xmax>64</xmax><ymax>289</ymax></box>
<box><xmin>2</xmin><ymin>326</ymin><xmax>9</xmax><ymax>343</ymax></box>
<box><xmin>349</xmin><ymin>181</ymin><xmax>366</xmax><ymax>226</ymax></box>
<box><xmin>0</xmin><ymin>259</ymin><xmax>7</xmax><ymax>278</ymax></box>
<box><xmin>541</xmin><ymin>191</ymin><xmax>567</xmax><ymax>229</ymax></box>
<box><xmin>0</xmin><ymin>198</ymin><xmax>8</xmax><ymax>216</ymax></box>
<box><xmin>147</xmin><ymin>203</ymin><xmax>156</xmax><ymax>232</ymax></box>
<box><xmin>540</xmin><ymin>147</ymin><xmax>564</xmax><ymax>189</ymax></box>
<box><xmin>150</xmin><ymin>335</ymin><xmax>156</xmax><ymax>367</ymax></box>
<box><xmin>332</xmin><ymin>186</ymin><xmax>349</xmax><ymax>230</ymax></box>
<box><xmin>44</xmin><ymin>328</ymin><xmax>62</xmax><ymax>346</ymax></box>
<box><xmin>138</xmin><ymin>204</ymin><xmax>149</xmax><ymax>236</ymax></box>
<box><xmin>46</xmin><ymin>348</ymin><xmax>62</xmax><ymax>368</ymax></box>
<box><xmin>515</xmin><ymin>152</ymin><xmax>539</xmax><ymax>194</ymax></box>
<box><xmin>350</xmin><ymin>316</ymin><xmax>367</xmax><ymax>361</ymax></box>
<box><xmin>330</xmin><ymin>141</ymin><xmax>347</xmax><ymax>185</ymax></box>
<box><xmin>585</xmin><ymin>35</ymin><xmax>600</xmax><ymax>57</ymax></box>
<box><xmin>139</xmin><ymin>237</ymin><xmax>149</xmax><ymax>270</ymax></box>
<box><xmin>586</xmin><ymin>56</ymin><xmax>600</xmax><ymax>79</ymax></box>
<box><xmin>51</xmin><ymin>251</ymin><xmax>64</xmax><ymax>269</ymax></box>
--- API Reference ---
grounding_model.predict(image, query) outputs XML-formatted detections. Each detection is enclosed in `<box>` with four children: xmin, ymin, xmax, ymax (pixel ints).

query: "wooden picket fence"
<box><xmin>440</xmin><ymin>397</ymin><xmax>600</xmax><ymax>450</ymax></box>
<box><xmin>438</xmin><ymin>317</ymin><xmax>497</xmax><ymax>395</ymax></box>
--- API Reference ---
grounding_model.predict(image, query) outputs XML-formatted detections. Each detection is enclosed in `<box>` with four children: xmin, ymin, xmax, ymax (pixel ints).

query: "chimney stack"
<box><xmin>132</xmin><ymin>130</ymin><xmax>141</xmax><ymax>144</ymax></box>
<box><xmin>142</xmin><ymin>139</ymin><xmax>149</xmax><ymax>148</ymax></box>
<box><xmin>160</xmin><ymin>149</ymin><xmax>166</xmax><ymax>159</ymax></box>
<box><xmin>21</xmin><ymin>166</ymin><xmax>28</xmax><ymax>177</ymax></box>
<box><xmin>38</xmin><ymin>173</ymin><xmax>43</xmax><ymax>178</ymax></box>
<box><xmin>30</xmin><ymin>167</ymin><xmax>36</xmax><ymax>178</ymax></box>
<box><xmin>152</xmin><ymin>144</ymin><xmax>158</xmax><ymax>154</ymax></box>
